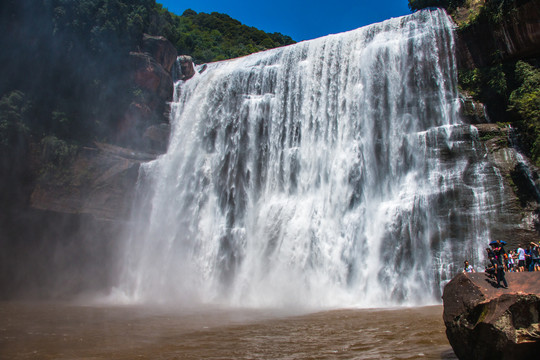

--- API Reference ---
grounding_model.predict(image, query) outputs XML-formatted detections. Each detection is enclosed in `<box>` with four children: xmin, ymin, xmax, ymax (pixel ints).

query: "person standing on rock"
<box><xmin>485</xmin><ymin>248</ymin><xmax>496</xmax><ymax>279</ymax></box>
<box><xmin>530</xmin><ymin>242</ymin><xmax>540</xmax><ymax>271</ymax></box>
<box><xmin>492</xmin><ymin>245</ymin><xmax>508</xmax><ymax>288</ymax></box>
<box><xmin>507</xmin><ymin>250</ymin><xmax>515</xmax><ymax>272</ymax></box>
<box><xmin>525</xmin><ymin>244</ymin><xmax>533</xmax><ymax>271</ymax></box>
<box><xmin>496</xmin><ymin>240</ymin><xmax>508</xmax><ymax>271</ymax></box>
<box><xmin>517</xmin><ymin>245</ymin><xmax>526</xmax><ymax>272</ymax></box>
<box><xmin>463</xmin><ymin>260</ymin><xmax>475</xmax><ymax>273</ymax></box>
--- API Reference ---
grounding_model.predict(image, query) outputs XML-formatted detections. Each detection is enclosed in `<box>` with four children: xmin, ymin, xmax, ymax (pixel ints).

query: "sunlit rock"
<box><xmin>443</xmin><ymin>272</ymin><xmax>540</xmax><ymax>360</ymax></box>
<box><xmin>130</xmin><ymin>51</ymin><xmax>173</xmax><ymax>101</ymax></box>
<box><xmin>176</xmin><ymin>55</ymin><xmax>195</xmax><ymax>81</ymax></box>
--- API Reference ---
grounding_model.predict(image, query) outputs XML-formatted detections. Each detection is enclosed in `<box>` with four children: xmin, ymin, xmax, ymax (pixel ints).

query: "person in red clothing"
<box><xmin>492</xmin><ymin>240</ymin><xmax>508</xmax><ymax>271</ymax></box>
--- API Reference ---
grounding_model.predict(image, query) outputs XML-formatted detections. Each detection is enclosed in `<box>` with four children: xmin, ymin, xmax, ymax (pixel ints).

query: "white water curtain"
<box><xmin>115</xmin><ymin>9</ymin><xmax>503</xmax><ymax>308</ymax></box>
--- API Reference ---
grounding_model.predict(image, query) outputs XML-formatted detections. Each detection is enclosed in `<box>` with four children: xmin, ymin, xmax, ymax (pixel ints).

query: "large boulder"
<box><xmin>442</xmin><ymin>272</ymin><xmax>540</xmax><ymax>360</ymax></box>
<box><xmin>130</xmin><ymin>51</ymin><xmax>173</xmax><ymax>103</ymax></box>
<box><xmin>177</xmin><ymin>55</ymin><xmax>196</xmax><ymax>81</ymax></box>
<box><xmin>142</xmin><ymin>33</ymin><xmax>177</xmax><ymax>73</ymax></box>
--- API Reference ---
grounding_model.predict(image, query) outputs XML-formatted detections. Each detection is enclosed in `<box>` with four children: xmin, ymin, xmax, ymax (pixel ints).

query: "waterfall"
<box><xmin>115</xmin><ymin>9</ymin><xmax>504</xmax><ymax>308</ymax></box>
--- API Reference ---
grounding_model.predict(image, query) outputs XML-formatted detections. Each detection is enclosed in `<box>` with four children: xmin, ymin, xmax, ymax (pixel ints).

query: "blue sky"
<box><xmin>157</xmin><ymin>1</ymin><xmax>412</xmax><ymax>41</ymax></box>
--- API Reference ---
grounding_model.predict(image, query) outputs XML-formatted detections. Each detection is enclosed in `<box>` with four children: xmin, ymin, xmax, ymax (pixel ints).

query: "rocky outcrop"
<box><xmin>177</xmin><ymin>55</ymin><xmax>196</xmax><ymax>81</ymax></box>
<box><xmin>142</xmin><ymin>33</ymin><xmax>177</xmax><ymax>73</ymax></box>
<box><xmin>116</xmin><ymin>34</ymin><xmax>177</xmax><ymax>151</ymax></box>
<box><xmin>30</xmin><ymin>34</ymin><xmax>178</xmax><ymax>221</ymax></box>
<box><xmin>30</xmin><ymin>144</ymin><xmax>156</xmax><ymax>221</ymax></box>
<box><xmin>455</xmin><ymin>0</ymin><xmax>540</xmax><ymax>69</ymax></box>
<box><xmin>443</xmin><ymin>272</ymin><xmax>540</xmax><ymax>360</ymax></box>
<box><xmin>130</xmin><ymin>51</ymin><xmax>173</xmax><ymax>102</ymax></box>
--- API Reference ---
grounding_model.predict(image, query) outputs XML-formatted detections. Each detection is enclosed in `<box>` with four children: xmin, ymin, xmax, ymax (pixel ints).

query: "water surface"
<box><xmin>0</xmin><ymin>302</ymin><xmax>456</xmax><ymax>359</ymax></box>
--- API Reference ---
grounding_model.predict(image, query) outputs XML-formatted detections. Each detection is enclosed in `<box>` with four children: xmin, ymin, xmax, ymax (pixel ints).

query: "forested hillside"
<box><xmin>0</xmin><ymin>0</ymin><xmax>294</xmax><ymax>213</ymax></box>
<box><xmin>0</xmin><ymin>0</ymin><xmax>294</xmax><ymax>148</ymax></box>
<box><xmin>156</xmin><ymin>8</ymin><xmax>295</xmax><ymax>63</ymax></box>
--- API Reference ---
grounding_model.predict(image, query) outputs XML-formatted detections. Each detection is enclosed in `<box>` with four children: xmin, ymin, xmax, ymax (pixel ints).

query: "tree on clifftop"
<box><xmin>408</xmin><ymin>0</ymin><xmax>465</xmax><ymax>11</ymax></box>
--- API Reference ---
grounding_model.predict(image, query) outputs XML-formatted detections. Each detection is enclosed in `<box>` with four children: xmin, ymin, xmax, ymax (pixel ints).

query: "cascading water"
<box><xmin>115</xmin><ymin>9</ymin><xmax>505</xmax><ymax>308</ymax></box>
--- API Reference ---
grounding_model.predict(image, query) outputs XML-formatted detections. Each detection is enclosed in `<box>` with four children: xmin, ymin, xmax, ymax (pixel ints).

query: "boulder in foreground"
<box><xmin>442</xmin><ymin>272</ymin><xmax>540</xmax><ymax>360</ymax></box>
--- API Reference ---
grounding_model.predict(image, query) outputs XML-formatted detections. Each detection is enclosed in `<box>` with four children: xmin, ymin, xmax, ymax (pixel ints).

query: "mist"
<box><xmin>0</xmin><ymin>0</ymin><xmax>166</xmax><ymax>301</ymax></box>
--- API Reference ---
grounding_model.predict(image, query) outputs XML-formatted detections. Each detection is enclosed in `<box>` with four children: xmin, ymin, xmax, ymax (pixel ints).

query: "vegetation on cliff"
<box><xmin>0</xmin><ymin>0</ymin><xmax>294</xmax><ymax>149</ymax></box>
<box><xmin>408</xmin><ymin>0</ymin><xmax>466</xmax><ymax>12</ymax></box>
<box><xmin>0</xmin><ymin>0</ymin><xmax>295</xmax><ymax>207</ymax></box>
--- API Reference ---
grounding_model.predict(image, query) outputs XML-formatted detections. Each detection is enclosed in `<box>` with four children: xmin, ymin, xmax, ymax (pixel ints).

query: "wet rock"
<box><xmin>30</xmin><ymin>144</ymin><xmax>156</xmax><ymax>221</ymax></box>
<box><xmin>475</xmin><ymin>123</ymin><xmax>510</xmax><ymax>155</ymax></box>
<box><xmin>460</xmin><ymin>93</ymin><xmax>488</xmax><ymax>124</ymax></box>
<box><xmin>143</xmin><ymin>123</ymin><xmax>170</xmax><ymax>153</ymax></box>
<box><xmin>473</xmin><ymin>123</ymin><xmax>540</xmax><ymax>246</ymax></box>
<box><xmin>442</xmin><ymin>272</ymin><xmax>540</xmax><ymax>360</ymax></box>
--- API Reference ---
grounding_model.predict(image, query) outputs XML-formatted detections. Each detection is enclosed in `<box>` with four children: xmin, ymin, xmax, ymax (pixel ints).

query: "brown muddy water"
<box><xmin>0</xmin><ymin>302</ymin><xmax>456</xmax><ymax>359</ymax></box>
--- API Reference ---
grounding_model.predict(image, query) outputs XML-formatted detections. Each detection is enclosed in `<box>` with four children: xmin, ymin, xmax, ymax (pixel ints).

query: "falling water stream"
<box><xmin>114</xmin><ymin>9</ymin><xmax>504</xmax><ymax>309</ymax></box>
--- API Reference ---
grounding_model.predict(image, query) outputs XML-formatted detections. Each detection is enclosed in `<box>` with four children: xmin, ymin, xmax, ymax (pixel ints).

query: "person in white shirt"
<box><xmin>517</xmin><ymin>245</ymin><xmax>526</xmax><ymax>272</ymax></box>
<box><xmin>507</xmin><ymin>250</ymin><xmax>515</xmax><ymax>272</ymax></box>
<box><xmin>463</xmin><ymin>260</ymin><xmax>475</xmax><ymax>273</ymax></box>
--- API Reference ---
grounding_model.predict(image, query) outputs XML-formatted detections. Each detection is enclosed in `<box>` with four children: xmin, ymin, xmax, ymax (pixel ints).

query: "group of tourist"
<box><xmin>462</xmin><ymin>240</ymin><xmax>540</xmax><ymax>289</ymax></box>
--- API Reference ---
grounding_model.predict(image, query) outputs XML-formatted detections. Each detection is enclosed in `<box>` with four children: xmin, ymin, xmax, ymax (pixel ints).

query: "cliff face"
<box><xmin>0</xmin><ymin>34</ymin><xmax>180</xmax><ymax>300</ymax></box>
<box><xmin>28</xmin><ymin>34</ymin><xmax>178</xmax><ymax>221</ymax></box>
<box><xmin>117</xmin><ymin>34</ymin><xmax>177</xmax><ymax>152</ymax></box>
<box><xmin>453</xmin><ymin>0</ymin><xmax>540</xmax><ymax>247</ymax></box>
<box><xmin>30</xmin><ymin>145</ymin><xmax>146</xmax><ymax>221</ymax></box>
<box><xmin>472</xmin><ymin>124</ymin><xmax>540</xmax><ymax>248</ymax></box>
<box><xmin>455</xmin><ymin>0</ymin><xmax>540</xmax><ymax>69</ymax></box>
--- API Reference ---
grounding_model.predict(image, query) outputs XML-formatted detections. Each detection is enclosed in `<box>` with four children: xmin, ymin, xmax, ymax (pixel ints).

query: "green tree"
<box><xmin>0</xmin><ymin>91</ymin><xmax>31</xmax><ymax>148</ymax></box>
<box><xmin>509</xmin><ymin>61</ymin><xmax>540</xmax><ymax>163</ymax></box>
<box><xmin>408</xmin><ymin>0</ymin><xmax>465</xmax><ymax>12</ymax></box>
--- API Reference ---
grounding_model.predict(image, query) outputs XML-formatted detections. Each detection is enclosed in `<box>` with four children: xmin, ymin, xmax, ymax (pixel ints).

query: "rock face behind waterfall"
<box><xmin>443</xmin><ymin>272</ymin><xmax>540</xmax><ymax>360</ymax></box>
